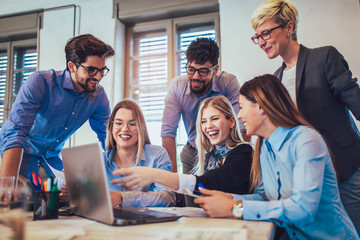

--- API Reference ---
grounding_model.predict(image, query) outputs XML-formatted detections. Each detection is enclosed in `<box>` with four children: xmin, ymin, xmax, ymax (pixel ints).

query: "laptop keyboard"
<box><xmin>113</xmin><ymin>208</ymin><xmax>155</xmax><ymax>219</ymax></box>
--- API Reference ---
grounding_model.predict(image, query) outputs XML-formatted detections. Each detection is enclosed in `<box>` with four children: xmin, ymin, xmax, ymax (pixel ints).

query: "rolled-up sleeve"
<box><xmin>178</xmin><ymin>174</ymin><xmax>196</xmax><ymax>192</ymax></box>
<box><xmin>224</xmin><ymin>76</ymin><xmax>245</xmax><ymax>132</ymax></box>
<box><xmin>161</xmin><ymin>80</ymin><xmax>181</xmax><ymax>138</ymax></box>
<box><xmin>0</xmin><ymin>72</ymin><xmax>46</xmax><ymax>153</ymax></box>
<box><xmin>225</xmin><ymin>75</ymin><xmax>240</xmax><ymax>114</ymax></box>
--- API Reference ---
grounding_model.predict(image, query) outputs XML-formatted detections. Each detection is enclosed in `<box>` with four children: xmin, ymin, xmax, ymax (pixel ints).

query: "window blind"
<box><xmin>132</xmin><ymin>29</ymin><xmax>216</xmax><ymax>128</ymax></box>
<box><xmin>134</xmin><ymin>35</ymin><xmax>168</xmax><ymax>122</ymax></box>
<box><xmin>127</xmin><ymin>15</ymin><xmax>217</xmax><ymax>145</ymax></box>
<box><xmin>0</xmin><ymin>50</ymin><xmax>7</xmax><ymax>124</ymax></box>
<box><xmin>0</xmin><ymin>46</ymin><xmax>37</xmax><ymax>127</ymax></box>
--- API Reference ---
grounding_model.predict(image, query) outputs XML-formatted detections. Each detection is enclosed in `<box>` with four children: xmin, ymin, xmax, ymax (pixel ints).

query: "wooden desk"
<box><xmin>0</xmin><ymin>209</ymin><xmax>274</xmax><ymax>240</ymax></box>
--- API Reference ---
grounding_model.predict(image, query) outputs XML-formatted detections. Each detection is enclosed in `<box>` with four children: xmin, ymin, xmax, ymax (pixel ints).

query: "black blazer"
<box><xmin>275</xmin><ymin>44</ymin><xmax>360</xmax><ymax>183</ymax></box>
<box><xmin>195</xmin><ymin>143</ymin><xmax>252</xmax><ymax>194</ymax></box>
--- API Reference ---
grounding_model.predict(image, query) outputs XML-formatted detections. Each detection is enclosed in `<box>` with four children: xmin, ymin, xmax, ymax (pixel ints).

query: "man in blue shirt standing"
<box><xmin>0</xmin><ymin>34</ymin><xmax>115</xmax><ymax>184</ymax></box>
<box><xmin>161</xmin><ymin>38</ymin><xmax>246</xmax><ymax>174</ymax></box>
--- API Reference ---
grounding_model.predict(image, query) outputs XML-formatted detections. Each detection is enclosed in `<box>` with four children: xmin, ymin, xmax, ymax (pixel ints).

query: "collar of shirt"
<box><xmin>105</xmin><ymin>146</ymin><xmax>146</xmax><ymax>168</ymax></box>
<box><xmin>184</xmin><ymin>73</ymin><xmax>220</xmax><ymax>96</ymax></box>
<box><xmin>267</xmin><ymin>127</ymin><xmax>296</xmax><ymax>152</ymax></box>
<box><xmin>62</xmin><ymin>70</ymin><xmax>87</xmax><ymax>97</ymax></box>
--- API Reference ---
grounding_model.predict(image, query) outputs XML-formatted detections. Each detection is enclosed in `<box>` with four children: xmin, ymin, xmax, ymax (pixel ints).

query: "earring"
<box><xmin>287</xmin><ymin>34</ymin><xmax>290</xmax><ymax>38</ymax></box>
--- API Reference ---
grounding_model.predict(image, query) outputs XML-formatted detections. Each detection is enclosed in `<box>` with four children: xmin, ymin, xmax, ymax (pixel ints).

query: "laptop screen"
<box><xmin>62</xmin><ymin>142</ymin><xmax>115</xmax><ymax>224</ymax></box>
<box><xmin>61</xmin><ymin>142</ymin><xmax>181</xmax><ymax>226</ymax></box>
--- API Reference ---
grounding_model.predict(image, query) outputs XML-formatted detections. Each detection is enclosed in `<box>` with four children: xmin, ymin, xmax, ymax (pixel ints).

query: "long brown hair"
<box><xmin>195</xmin><ymin>96</ymin><xmax>243</xmax><ymax>174</ymax></box>
<box><xmin>240</xmin><ymin>74</ymin><xmax>309</xmax><ymax>191</ymax></box>
<box><xmin>106</xmin><ymin>99</ymin><xmax>151</xmax><ymax>164</ymax></box>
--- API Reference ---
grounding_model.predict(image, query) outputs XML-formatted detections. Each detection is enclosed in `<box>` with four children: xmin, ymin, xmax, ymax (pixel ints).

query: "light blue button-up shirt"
<box><xmin>161</xmin><ymin>71</ymin><xmax>243</xmax><ymax>148</ymax></box>
<box><xmin>104</xmin><ymin>144</ymin><xmax>176</xmax><ymax>207</ymax></box>
<box><xmin>0</xmin><ymin>69</ymin><xmax>110</xmax><ymax>177</ymax></box>
<box><xmin>234</xmin><ymin>126</ymin><xmax>358</xmax><ymax>239</ymax></box>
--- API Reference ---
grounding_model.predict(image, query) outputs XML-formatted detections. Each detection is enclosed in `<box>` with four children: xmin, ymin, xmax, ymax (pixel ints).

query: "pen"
<box><xmin>37</xmin><ymin>174</ymin><xmax>43</xmax><ymax>188</ymax></box>
<box><xmin>57</xmin><ymin>177</ymin><xmax>64</xmax><ymax>189</ymax></box>
<box><xmin>193</xmin><ymin>183</ymin><xmax>206</xmax><ymax>196</ymax></box>
<box><xmin>29</xmin><ymin>171</ymin><xmax>41</xmax><ymax>191</ymax></box>
<box><xmin>47</xmin><ymin>178</ymin><xmax>51</xmax><ymax>191</ymax></box>
<box><xmin>43</xmin><ymin>181</ymin><xmax>48</xmax><ymax>192</ymax></box>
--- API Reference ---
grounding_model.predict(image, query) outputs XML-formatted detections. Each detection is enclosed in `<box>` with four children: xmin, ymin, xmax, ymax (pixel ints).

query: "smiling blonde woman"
<box><xmin>110</xmin><ymin>96</ymin><xmax>253</xmax><ymax>205</ymax></box>
<box><xmin>194</xmin><ymin>74</ymin><xmax>358</xmax><ymax>240</ymax></box>
<box><xmin>104</xmin><ymin>100</ymin><xmax>176</xmax><ymax>208</ymax></box>
<box><xmin>250</xmin><ymin>1</ymin><xmax>360</xmax><ymax>234</ymax></box>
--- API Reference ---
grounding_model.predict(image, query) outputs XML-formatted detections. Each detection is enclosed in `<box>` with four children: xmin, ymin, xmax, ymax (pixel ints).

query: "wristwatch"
<box><xmin>232</xmin><ymin>200</ymin><xmax>243</xmax><ymax>219</ymax></box>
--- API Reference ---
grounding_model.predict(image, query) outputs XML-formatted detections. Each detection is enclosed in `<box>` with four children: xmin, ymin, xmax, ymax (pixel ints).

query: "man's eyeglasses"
<box><xmin>112</xmin><ymin>120</ymin><xmax>137</xmax><ymax>131</ymax></box>
<box><xmin>80</xmin><ymin>64</ymin><xmax>110</xmax><ymax>77</ymax></box>
<box><xmin>251</xmin><ymin>25</ymin><xmax>283</xmax><ymax>44</ymax></box>
<box><xmin>185</xmin><ymin>64</ymin><xmax>216</xmax><ymax>77</ymax></box>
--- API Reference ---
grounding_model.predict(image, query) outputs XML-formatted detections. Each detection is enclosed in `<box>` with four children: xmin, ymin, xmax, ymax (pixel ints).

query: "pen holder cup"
<box><xmin>33</xmin><ymin>191</ymin><xmax>60</xmax><ymax>220</ymax></box>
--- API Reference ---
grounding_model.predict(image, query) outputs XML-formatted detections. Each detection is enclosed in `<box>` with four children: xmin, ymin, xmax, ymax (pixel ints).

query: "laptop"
<box><xmin>61</xmin><ymin>142</ymin><xmax>181</xmax><ymax>226</ymax></box>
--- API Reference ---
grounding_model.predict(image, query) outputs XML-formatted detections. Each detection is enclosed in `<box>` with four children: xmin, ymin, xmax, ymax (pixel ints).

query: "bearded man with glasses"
<box><xmin>0</xmin><ymin>34</ymin><xmax>114</xmax><ymax>188</ymax></box>
<box><xmin>161</xmin><ymin>38</ymin><xmax>248</xmax><ymax>183</ymax></box>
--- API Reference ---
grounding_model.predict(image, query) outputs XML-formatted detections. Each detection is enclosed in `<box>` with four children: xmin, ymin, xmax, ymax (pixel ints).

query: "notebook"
<box><xmin>61</xmin><ymin>142</ymin><xmax>181</xmax><ymax>226</ymax></box>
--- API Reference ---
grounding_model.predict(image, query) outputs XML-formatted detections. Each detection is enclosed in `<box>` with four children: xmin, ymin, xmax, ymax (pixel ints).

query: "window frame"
<box><xmin>0</xmin><ymin>38</ymin><xmax>38</xmax><ymax>125</ymax></box>
<box><xmin>124</xmin><ymin>12</ymin><xmax>219</xmax><ymax>154</ymax></box>
<box><xmin>172</xmin><ymin>13</ymin><xmax>220</xmax><ymax>79</ymax></box>
<box><xmin>124</xmin><ymin>12</ymin><xmax>220</xmax><ymax>97</ymax></box>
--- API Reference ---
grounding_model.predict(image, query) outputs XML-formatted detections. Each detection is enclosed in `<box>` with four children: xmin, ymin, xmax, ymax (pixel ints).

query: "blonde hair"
<box><xmin>195</xmin><ymin>96</ymin><xmax>243</xmax><ymax>174</ymax></box>
<box><xmin>106</xmin><ymin>99</ymin><xmax>151</xmax><ymax>164</ymax></box>
<box><xmin>251</xmin><ymin>0</ymin><xmax>299</xmax><ymax>40</ymax></box>
<box><xmin>240</xmin><ymin>74</ymin><xmax>309</xmax><ymax>191</ymax></box>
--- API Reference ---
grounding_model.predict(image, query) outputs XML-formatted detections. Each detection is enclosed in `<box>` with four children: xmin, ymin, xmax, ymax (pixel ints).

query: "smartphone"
<box><xmin>181</xmin><ymin>188</ymin><xmax>201</xmax><ymax>198</ymax></box>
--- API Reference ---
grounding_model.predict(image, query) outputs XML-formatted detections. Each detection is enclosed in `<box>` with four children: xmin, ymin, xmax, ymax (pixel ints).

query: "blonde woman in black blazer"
<box><xmin>250</xmin><ymin>0</ymin><xmax>360</xmax><ymax>234</ymax></box>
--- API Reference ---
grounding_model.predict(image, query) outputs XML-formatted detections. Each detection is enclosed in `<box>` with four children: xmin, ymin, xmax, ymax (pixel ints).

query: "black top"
<box><xmin>195</xmin><ymin>143</ymin><xmax>253</xmax><ymax>194</ymax></box>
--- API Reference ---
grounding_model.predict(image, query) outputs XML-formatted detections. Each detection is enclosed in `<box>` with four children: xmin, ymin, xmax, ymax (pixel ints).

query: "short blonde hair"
<box><xmin>251</xmin><ymin>0</ymin><xmax>298</xmax><ymax>40</ymax></box>
<box><xmin>195</xmin><ymin>96</ymin><xmax>243</xmax><ymax>174</ymax></box>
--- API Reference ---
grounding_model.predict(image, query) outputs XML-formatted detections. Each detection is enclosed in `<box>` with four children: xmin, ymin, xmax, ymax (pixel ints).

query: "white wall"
<box><xmin>218</xmin><ymin>0</ymin><xmax>360</xmax><ymax>85</ymax></box>
<box><xmin>1</xmin><ymin>0</ymin><xmax>359</xmax><ymax>147</ymax></box>
<box><xmin>218</xmin><ymin>0</ymin><xmax>360</xmax><ymax>129</ymax></box>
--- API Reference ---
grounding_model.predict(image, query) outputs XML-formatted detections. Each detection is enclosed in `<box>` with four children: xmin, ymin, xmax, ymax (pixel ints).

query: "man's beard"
<box><xmin>75</xmin><ymin>72</ymin><xmax>98</xmax><ymax>93</ymax></box>
<box><xmin>190</xmin><ymin>79</ymin><xmax>211</xmax><ymax>95</ymax></box>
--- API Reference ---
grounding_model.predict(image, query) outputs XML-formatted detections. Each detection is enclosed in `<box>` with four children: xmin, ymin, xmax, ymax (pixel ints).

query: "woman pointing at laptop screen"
<box><xmin>111</xmin><ymin>96</ymin><xmax>252</xmax><ymax>203</ymax></box>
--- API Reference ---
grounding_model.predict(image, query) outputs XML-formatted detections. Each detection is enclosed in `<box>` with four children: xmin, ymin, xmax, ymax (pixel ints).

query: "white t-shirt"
<box><xmin>282</xmin><ymin>66</ymin><xmax>297</xmax><ymax>107</ymax></box>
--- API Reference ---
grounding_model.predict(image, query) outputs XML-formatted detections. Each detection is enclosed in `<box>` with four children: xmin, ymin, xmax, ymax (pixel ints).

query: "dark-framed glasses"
<box><xmin>80</xmin><ymin>64</ymin><xmax>110</xmax><ymax>77</ymax></box>
<box><xmin>112</xmin><ymin>120</ymin><xmax>137</xmax><ymax>131</ymax></box>
<box><xmin>251</xmin><ymin>25</ymin><xmax>283</xmax><ymax>44</ymax></box>
<box><xmin>185</xmin><ymin>64</ymin><xmax>216</xmax><ymax>77</ymax></box>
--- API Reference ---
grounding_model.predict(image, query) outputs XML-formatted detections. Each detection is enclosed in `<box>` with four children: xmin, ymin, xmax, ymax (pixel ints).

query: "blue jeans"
<box><xmin>339</xmin><ymin>166</ymin><xmax>360</xmax><ymax>235</ymax></box>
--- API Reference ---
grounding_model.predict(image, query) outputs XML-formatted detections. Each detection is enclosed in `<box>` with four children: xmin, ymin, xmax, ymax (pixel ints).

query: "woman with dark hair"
<box><xmin>110</xmin><ymin>96</ymin><xmax>252</xmax><ymax>200</ymax></box>
<box><xmin>105</xmin><ymin>99</ymin><xmax>175</xmax><ymax>207</ymax></box>
<box><xmin>194</xmin><ymin>75</ymin><xmax>358</xmax><ymax>239</ymax></box>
